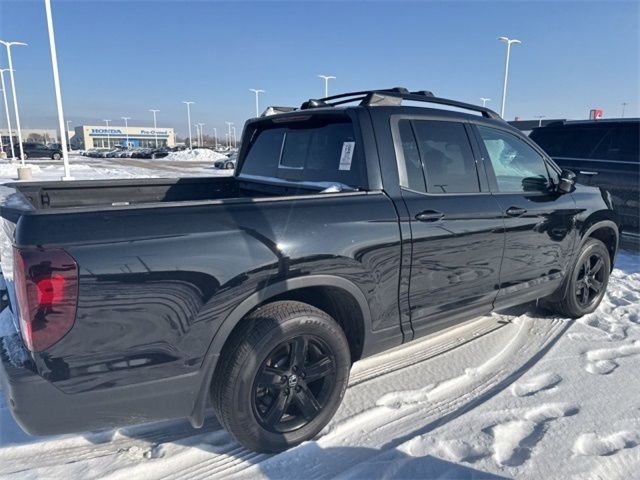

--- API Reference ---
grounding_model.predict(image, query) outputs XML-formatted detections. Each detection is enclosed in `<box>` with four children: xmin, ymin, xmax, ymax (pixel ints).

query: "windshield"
<box><xmin>239</xmin><ymin>117</ymin><xmax>368</xmax><ymax>189</ymax></box>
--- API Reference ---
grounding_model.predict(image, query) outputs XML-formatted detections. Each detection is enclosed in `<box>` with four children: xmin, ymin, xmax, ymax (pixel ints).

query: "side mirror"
<box><xmin>557</xmin><ymin>169</ymin><xmax>576</xmax><ymax>194</ymax></box>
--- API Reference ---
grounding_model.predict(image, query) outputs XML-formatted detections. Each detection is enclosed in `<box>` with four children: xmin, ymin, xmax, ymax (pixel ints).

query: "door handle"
<box><xmin>416</xmin><ymin>210</ymin><xmax>445</xmax><ymax>222</ymax></box>
<box><xmin>506</xmin><ymin>206</ymin><xmax>527</xmax><ymax>217</ymax></box>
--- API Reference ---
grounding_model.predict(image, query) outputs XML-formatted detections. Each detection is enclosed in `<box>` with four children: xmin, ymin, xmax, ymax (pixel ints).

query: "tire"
<box><xmin>225</xmin><ymin>162</ymin><xmax>235</xmax><ymax>170</ymax></box>
<box><xmin>547</xmin><ymin>238</ymin><xmax>611</xmax><ymax>318</ymax></box>
<box><xmin>211</xmin><ymin>300</ymin><xmax>351</xmax><ymax>453</ymax></box>
<box><xmin>52</xmin><ymin>153</ymin><xmax>61</xmax><ymax>160</ymax></box>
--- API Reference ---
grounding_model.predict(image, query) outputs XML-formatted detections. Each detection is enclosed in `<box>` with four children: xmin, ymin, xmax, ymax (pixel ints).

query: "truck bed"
<box><xmin>2</xmin><ymin>175</ymin><xmax>339</xmax><ymax>212</ymax></box>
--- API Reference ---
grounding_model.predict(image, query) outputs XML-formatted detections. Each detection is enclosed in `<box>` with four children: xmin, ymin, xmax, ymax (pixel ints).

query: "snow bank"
<box><xmin>0</xmin><ymin>163</ymin><xmax>42</xmax><ymax>181</ymax></box>
<box><xmin>162</xmin><ymin>149</ymin><xmax>227</xmax><ymax>162</ymax></box>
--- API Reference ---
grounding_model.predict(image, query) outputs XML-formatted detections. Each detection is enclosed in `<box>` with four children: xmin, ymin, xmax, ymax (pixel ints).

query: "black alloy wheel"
<box><xmin>252</xmin><ymin>335</ymin><xmax>336</xmax><ymax>433</ymax></box>
<box><xmin>546</xmin><ymin>238</ymin><xmax>611</xmax><ymax>318</ymax></box>
<box><xmin>575</xmin><ymin>251</ymin><xmax>606</xmax><ymax>308</ymax></box>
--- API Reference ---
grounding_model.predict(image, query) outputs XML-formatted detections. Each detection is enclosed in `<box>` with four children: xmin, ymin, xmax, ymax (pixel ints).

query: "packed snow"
<box><xmin>0</xmin><ymin>156</ymin><xmax>638</xmax><ymax>479</ymax></box>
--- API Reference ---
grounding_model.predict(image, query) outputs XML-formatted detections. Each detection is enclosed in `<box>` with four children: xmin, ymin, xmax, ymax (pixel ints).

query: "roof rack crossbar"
<box><xmin>358</xmin><ymin>91</ymin><xmax>501</xmax><ymax>119</ymax></box>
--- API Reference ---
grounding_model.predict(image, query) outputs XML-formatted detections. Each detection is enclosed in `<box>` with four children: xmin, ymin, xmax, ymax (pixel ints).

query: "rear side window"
<box><xmin>398</xmin><ymin>119</ymin><xmax>480</xmax><ymax>193</ymax></box>
<box><xmin>241</xmin><ymin>118</ymin><xmax>367</xmax><ymax>189</ymax></box>
<box><xmin>591</xmin><ymin>124</ymin><xmax>640</xmax><ymax>162</ymax></box>
<box><xmin>530</xmin><ymin>124</ymin><xmax>611</xmax><ymax>158</ymax></box>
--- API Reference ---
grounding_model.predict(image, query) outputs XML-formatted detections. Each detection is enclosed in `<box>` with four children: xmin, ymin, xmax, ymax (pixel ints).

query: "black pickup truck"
<box><xmin>0</xmin><ymin>88</ymin><xmax>619</xmax><ymax>453</ymax></box>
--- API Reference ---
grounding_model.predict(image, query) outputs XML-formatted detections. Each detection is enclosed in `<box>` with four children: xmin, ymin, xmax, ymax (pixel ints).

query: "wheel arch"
<box><xmin>189</xmin><ymin>275</ymin><xmax>373</xmax><ymax>428</ymax></box>
<box><xmin>580</xmin><ymin>219</ymin><xmax>619</xmax><ymax>270</ymax></box>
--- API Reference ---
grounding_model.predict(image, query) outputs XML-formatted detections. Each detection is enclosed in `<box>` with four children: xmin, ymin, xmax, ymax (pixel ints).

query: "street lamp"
<box><xmin>0</xmin><ymin>40</ymin><xmax>28</xmax><ymax>165</ymax></box>
<box><xmin>534</xmin><ymin>115</ymin><xmax>546</xmax><ymax>127</ymax></box>
<box><xmin>225</xmin><ymin>121</ymin><xmax>233</xmax><ymax>149</ymax></box>
<box><xmin>318</xmin><ymin>74</ymin><xmax>336</xmax><ymax>97</ymax></box>
<box><xmin>498</xmin><ymin>36</ymin><xmax>521</xmax><ymax>119</ymax></box>
<box><xmin>0</xmin><ymin>69</ymin><xmax>15</xmax><ymax>160</ymax></box>
<box><xmin>197</xmin><ymin>123</ymin><xmax>205</xmax><ymax>146</ymax></box>
<box><xmin>149</xmin><ymin>109</ymin><xmax>159</xmax><ymax>148</ymax></box>
<box><xmin>621</xmin><ymin>102</ymin><xmax>628</xmax><ymax>118</ymax></box>
<box><xmin>103</xmin><ymin>119</ymin><xmax>111</xmax><ymax>148</ymax></box>
<box><xmin>182</xmin><ymin>101</ymin><xmax>195</xmax><ymax>150</ymax></box>
<box><xmin>44</xmin><ymin>0</ymin><xmax>72</xmax><ymax>179</ymax></box>
<box><xmin>213</xmin><ymin>127</ymin><xmax>218</xmax><ymax>149</ymax></box>
<box><xmin>480</xmin><ymin>97</ymin><xmax>491</xmax><ymax>107</ymax></box>
<box><xmin>66</xmin><ymin>120</ymin><xmax>73</xmax><ymax>151</ymax></box>
<box><xmin>232</xmin><ymin>126</ymin><xmax>237</xmax><ymax>148</ymax></box>
<box><xmin>121</xmin><ymin>116</ymin><xmax>131</xmax><ymax>148</ymax></box>
<box><xmin>249</xmin><ymin>89</ymin><xmax>265</xmax><ymax>117</ymax></box>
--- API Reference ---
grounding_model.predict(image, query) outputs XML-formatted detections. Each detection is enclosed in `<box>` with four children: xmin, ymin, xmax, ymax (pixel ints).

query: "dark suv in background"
<box><xmin>530</xmin><ymin>119</ymin><xmax>639</xmax><ymax>235</ymax></box>
<box><xmin>18</xmin><ymin>142</ymin><xmax>63</xmax><ymax>160</ymax></box>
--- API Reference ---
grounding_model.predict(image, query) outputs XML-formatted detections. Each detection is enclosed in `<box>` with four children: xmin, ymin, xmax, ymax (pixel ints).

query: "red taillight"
<box><xmin>13</xmin><ymin>247</ymin><xmax>78</xmax><ymax>352</ymax></box>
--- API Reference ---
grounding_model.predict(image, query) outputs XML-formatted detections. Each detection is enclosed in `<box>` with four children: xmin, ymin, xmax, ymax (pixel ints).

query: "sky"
<box><xmin>0</xmin><ymin>0</ymin><xmax>638</xmax><ymax>137</ymax></box>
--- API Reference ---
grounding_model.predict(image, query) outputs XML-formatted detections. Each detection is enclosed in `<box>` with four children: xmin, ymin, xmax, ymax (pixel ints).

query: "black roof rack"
<box><xmin>299</xmin><ymin>87</ymin><xmax>501</xmax><ymax>120</ymax></box>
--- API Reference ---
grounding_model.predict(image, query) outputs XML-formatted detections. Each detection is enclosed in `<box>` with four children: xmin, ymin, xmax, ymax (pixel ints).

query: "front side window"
<box><xmin>478</xmin><ymin>126</ymin><xmax>551</xmax><ymax>193</ymax></box>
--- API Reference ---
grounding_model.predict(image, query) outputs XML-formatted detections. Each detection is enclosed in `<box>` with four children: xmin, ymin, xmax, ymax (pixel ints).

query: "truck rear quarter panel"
<box><xmin>17</xmin><ymin>192</ymin><xmax>401</xmax><ymax>394</ymax></box>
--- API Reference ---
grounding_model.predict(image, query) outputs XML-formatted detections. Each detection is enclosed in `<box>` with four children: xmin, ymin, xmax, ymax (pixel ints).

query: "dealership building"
<box><xmin>71</xmin><ymin>125</ymin><xmax>176</xmax><ymax>149</ymax></box>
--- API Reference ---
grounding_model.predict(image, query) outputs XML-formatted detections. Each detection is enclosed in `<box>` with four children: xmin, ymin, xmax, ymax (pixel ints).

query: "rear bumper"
<box><xmin>0</xmin><ymin>337</ymin><xmax>215</xmax><ymax>436</ymax></box>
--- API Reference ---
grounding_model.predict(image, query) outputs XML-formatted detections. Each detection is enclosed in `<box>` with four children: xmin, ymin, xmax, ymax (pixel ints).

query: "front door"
<box><xmin>394</xmin><ymin>117</ymin><xmax>505</xmax><ymax>336</ymax></box>
<box><xmin>473</xmin><ymin>124</ymin><xmax>578</xmax><ymax>307</ymax></box>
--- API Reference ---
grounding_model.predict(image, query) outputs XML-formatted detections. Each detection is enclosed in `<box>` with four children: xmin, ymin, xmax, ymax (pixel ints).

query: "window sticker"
<box><xmin>339</xmin><ymin>141</ymin><xmax>355</xmax><ymax>171</ymax></box>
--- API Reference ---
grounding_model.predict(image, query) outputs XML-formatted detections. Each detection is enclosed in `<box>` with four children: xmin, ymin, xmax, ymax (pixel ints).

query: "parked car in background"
<box><xmin>530</xmin><ymin>119</ymin><xmax>639</xmax><ymax>233</ymax></box>
<box><xmin>0</xmin><ymin>88</ymin><xmax>620</xmax><ymax>454</ymax></box>
<box><xmin>18</xmin><ymin>142</ymin><xmax>63</xmax><ymax>160</ymax></box>
<box><xmin>214</xmin><ymin>153</ymin><xmax>236</xmax><ymax>169</ymax></box>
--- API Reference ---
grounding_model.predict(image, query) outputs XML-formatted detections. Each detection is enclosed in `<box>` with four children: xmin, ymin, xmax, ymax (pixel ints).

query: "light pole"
<box><xmin>249</xmin><ymin>89</ymin><xmax>265</xmax><ymax>117</ymax></box>
<box><xmin>182</xmin><ymin>101</ymin><xmax>194</xmax><ymax>149</ymax></box>
<box><xmin>103</xmin><ymin>119</ymin><xmax>111</xmax><ymax>148</ymax></box>
<box><xmin>0</xmin><ymin>40</ymin><xmax>28</xmax><ymax>165</ymax></box>
<box><xmin>44</xmin><ymin>0</ymin><xmax>72</xmax><ymax>179</ymax></box>
<box><xmin>197</xmin><ymin>123</ymin><xmax>205</xmax><ymax>146</ymax></box>
<box><xmin>534</xmin><ymin>115</ymin><xmax>546</xmax><ymax>127</ymax></box>
<box><xmin>318</xmin><ymin>74</ymin><xmax>336</xmax><ymax>97</ymax></box>
<box><xmin>121</xmin><ymin>116</ymin><xmax>131</xmax><ymax>148</ymax></box>
<box><xmin>232</xmin><ymin>126</ymin><xmax>237</xmax><ymax>148</ymax></box>
<box><xmin>66</xmin><ymin>120</ymin><xmax>73</xmax><ymax>151</ymax></box>
<box><xmin>498</xmin><ymin>36</ymin><xmax>521</xmax><ymax>119</ymax></box>
<box><xmin>480</xmin><ymin>97</ymin><xmax>491</xmax><ymax>107</ymax></box>
<box><xmin>213</xmin><ymin>127</ymin><xmax>218</xmax><ymax>149</ymax></box>
<box><xmin>149</xmin><ymin>109</ymin><xmax>159</xmax><ymax>148</ymax></box>
<box><xmin>621</xmin><ymin>102</ymin><xmax>628</xmax><ymax>118</ymax></box>
<box><xmin>226</xmin><ymin>121</ymin><xmax>233</xmax><ymax>149</ymax></box>
<box><xmin>0</xmin><ymin>69</ymin><xmax>15</xmax><ymax>160</ymax></box>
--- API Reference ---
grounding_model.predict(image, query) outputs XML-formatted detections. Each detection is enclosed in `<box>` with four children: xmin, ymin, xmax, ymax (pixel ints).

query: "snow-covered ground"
<box><xmin>0</xmin><ymin>153</ymin><xmax>232</xmax><ymax>183</ymax></box>
<box><xmin>0</xmin><ymin>157</ymin><xmax>638</xmax><ymax>479</ymax></box>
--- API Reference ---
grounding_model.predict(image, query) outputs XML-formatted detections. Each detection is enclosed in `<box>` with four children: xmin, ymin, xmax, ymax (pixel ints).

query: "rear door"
<box><xmin>473</xmin><ymin>124</ymin><xmax>578</xmax><ymax>307</ymax></box>
<box><xmin>392</xmin><ymin>116</ymin><xmax>504</xmax><ymax>335</ymax></box>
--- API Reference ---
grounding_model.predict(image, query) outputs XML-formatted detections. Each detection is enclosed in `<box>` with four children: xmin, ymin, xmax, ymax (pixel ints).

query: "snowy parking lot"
<box><xmin>0</xmin><ymin>157</ymin><xmax>638</xmax><ymax>479</ymax></box>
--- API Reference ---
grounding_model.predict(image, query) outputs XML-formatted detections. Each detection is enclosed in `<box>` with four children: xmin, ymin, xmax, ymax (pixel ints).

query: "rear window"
<box><xmin>240</xmin><ymin>117</ymin><xmax>367</xmax><ymax>189</ymax></box>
